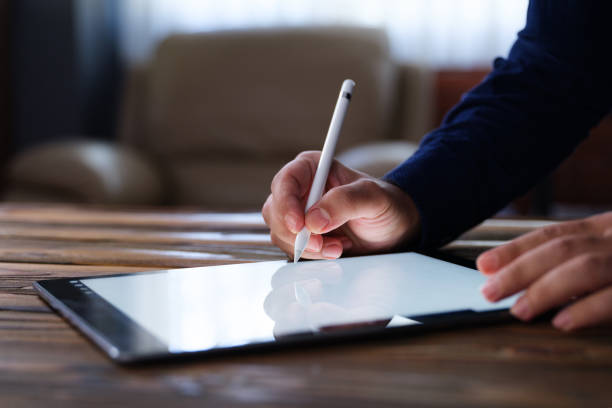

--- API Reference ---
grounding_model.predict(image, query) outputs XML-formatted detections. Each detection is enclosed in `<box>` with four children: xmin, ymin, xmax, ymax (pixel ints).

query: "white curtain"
<box><xmin>119</xmin><ymin>0</ymin><xmax>529</xmax><ymax>68</ymax></box>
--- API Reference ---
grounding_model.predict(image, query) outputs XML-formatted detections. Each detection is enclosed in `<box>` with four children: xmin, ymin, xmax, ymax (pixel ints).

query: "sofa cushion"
<box><xmin>146</xmin><ymin>27</ymin><xmax>399</xmax><ymax>159</ymax></box>
<box><xmin>5</xmin><ymin>141</ymin><xmax>164</xmax><ymax>205</ymax></box>
<box><xmin>164</xmin><ymin>157</ymin><xmax>289</xmax><ymax>209</ymax></box>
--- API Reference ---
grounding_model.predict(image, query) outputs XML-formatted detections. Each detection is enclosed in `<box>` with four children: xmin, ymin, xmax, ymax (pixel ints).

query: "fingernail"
<box><xmin>510</xmin><ymin>296</ymin><xmax>531</xmax><ymax>320</ymax></box>
<box><xmin>552</xmin><ymin>311</ymin><xmax>573</xmax><ymax>331</ymax></box>
<box><xmin>285</xmin><ymin>213</ymin><xmax>299</xmax><ymax>233</ymax></box>
<box><xmin>322</xmin><ymin>243</ymin><xmax>342</xmax><ymax>259</ymax></box>
<box><xmin>307</xmin><ymin>208</ymin><xmax>330</xmax><ymax>233</ymax></box>
<box><xmin>480</xmin><ymin>279</ymin><xmax>500</xmax><ymax>301</ymax></box>
<box><xmin>478</xmin><ymin>252</ymin><xmax>499</xmax><ymax>273</ymax></box>
<box><xmin>306</xmin><ymin>236</ymin><xmax>322</xmax><ymax>251</ymax></box>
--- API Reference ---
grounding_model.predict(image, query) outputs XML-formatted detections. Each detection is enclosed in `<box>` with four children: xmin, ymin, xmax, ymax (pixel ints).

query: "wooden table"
<box><xmin>1</xmin><ymin>203</ymin><xmax>610</xmax><ymax>407</ymax></box>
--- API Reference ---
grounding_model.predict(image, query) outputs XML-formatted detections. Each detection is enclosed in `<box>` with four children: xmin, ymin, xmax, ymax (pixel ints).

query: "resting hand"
<box><xmin>477</xmin><ymin>212</ymin><xmax>612</xmax><ymax>331</ymax></box>
<box><xmin>262</xmin><ymin>151</ymin><xmax>420</xmax><ymax>260</ymax></box>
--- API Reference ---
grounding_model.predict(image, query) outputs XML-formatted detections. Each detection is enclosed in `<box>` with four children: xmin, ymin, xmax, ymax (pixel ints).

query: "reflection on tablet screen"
<box><xmin>82</xmin><ymin>253</ymin><xmax>518</xmax><ymax>354</ymax></box>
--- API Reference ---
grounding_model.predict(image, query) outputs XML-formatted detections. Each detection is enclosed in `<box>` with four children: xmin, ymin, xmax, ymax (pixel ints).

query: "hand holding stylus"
<box><xmin>262</xmin><ymin>82</ymin><xmax>421</xmax><ymax>261</ymax></box>
<box><xmin>293</xmin><ymin>79</ymin><xmax>355</xmax><ymax>262</ymax></box>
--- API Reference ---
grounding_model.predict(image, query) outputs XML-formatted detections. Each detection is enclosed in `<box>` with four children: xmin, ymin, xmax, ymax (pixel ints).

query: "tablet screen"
<box><xmin>77</xmin><ymin>253</ymin><xmax>517</xmax><ymax>355</ymax></box>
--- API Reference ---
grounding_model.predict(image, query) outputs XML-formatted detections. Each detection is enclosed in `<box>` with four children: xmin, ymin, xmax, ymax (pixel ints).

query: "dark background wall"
<box><xmin>0</xmin><ymin>0</ymin><xmax>10</xmax><ymax>162</ymax></box>
<box><xmin>10</xmin><ymin>0</ymin><xmax>121</xmax><ymax>152</ymax></box>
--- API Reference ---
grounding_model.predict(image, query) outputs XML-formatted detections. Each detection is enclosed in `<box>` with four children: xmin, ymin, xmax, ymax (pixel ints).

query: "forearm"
<box><xmin>384</xmin><ymin>1</ymin><xmax>612</xmax><ymax>249</ymax></box>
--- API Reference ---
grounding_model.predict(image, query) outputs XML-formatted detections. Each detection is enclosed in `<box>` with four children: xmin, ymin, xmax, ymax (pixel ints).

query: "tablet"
<box><xmin>34</xmin><ymin>252</ymin><xmax>519</xmax><ymax>364</ymax></box>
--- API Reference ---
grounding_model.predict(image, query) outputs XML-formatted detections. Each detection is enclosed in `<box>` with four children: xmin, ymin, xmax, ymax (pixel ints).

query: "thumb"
<box><xmin>305</xmin><ymin>178</ymin><xmax>390</xmax><ymax>234</ymax></box>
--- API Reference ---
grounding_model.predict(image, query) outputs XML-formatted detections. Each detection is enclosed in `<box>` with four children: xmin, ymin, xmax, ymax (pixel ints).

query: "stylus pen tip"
<box><xmin>293</xmin><ymin>228</ymin><xmax>310</xmax><ymax>263</ymax></box>
<box><xmin>293</xmin><ymin>245</ymin><xmax>304</xmax><ymax>263</ymax></box>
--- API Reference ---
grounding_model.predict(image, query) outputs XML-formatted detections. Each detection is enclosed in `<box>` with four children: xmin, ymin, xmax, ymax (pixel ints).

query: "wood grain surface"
<box><xmin>0</xmin><ymin>204</ymin><xmax>610</xmax><ymax>408</ymax></box>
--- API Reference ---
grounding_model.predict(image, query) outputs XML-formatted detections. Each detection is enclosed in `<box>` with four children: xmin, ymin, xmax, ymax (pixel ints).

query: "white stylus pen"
<box><xmin>294</xmin><ymin>79</ymin><xmax>355</xmax><ymax>262</ymax></box>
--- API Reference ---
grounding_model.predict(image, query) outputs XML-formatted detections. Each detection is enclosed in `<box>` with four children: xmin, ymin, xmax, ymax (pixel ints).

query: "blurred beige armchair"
<box><xmin>5</xmin><ymin>26</ymin><xmax>432</xmax><ymax>209</ymax></box>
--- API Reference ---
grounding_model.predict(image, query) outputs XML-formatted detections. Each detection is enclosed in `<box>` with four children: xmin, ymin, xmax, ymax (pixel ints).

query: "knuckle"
<box><xmin>262</xmin><ymin>194</ymin><xmax>272</xmax><ymax>210</ymax></box>
<box><xmin>527</xmin><ymin>281</ymin><xmax>550</xmax><ymax>307</ymax></box>
<box><xmin>355</xmin><ymin>178</ymin><xmax>381</xmax><ymax>195</ymax></box>
<box><xmin>590</xmin><ymin>254</ymin><xmax>612</xmax><ymax>283</ymax></box>
<box><xmin>273</xmin><ymin>157</ymin><xmax>306</xmax><ymax>185</ymax></box>
<box><xmin>552</xmin><ymin>236</ymin><xmax>578</xmax><ymax>255</ymax></box>
<box><xmin>262</xmin><ymin>196</ymin><xmax>275</xmax><ymax>226</ymax></box>
<box><xmin>541</xmin><ymin>224</ymin><xmax>564</xmax><ymax>240</ymax></box>
<box><xmin>326</xmin><ymin>186</ymin><xmax>355</xmax><ymax>213</ymax></box>
<box><xmin>576</xmin><ymin>219</ymin><xmax>593</xmax><ymax>231</ymax></box>
<box><xmin>494</xmin><ymin>274</ymin><xmax>511</xmax><ymax>296</ymax></box>
<box><xmin>503</xmin><ymin>242</ymin><xmax>521</xmax><ymax>259</ymax></box>
<box><xmin>538</xmin><ymin>220</ymin><xmax>591</xmax><ymax>241</ymax></box>
<box><xmin>332</xmin><ymin>179</ymin><xmax>382</xmax><ymax>212</ymax></box>
<box><xmin>296</xmin><ymin>150</ymin><xmax>319</xmax><ymax>161</ymax></box>
<box><xmin>572</xmin><ymin>219</ymin><xmax>591</xmax><ymax>232</ymax></box>
<box><xmin>582</xmin><ymin>234</ymin><xmax>601</xmax><ymax>246</ymax></box>
<box><xmin>489</xmin><ymin>241</ymin><xmax>516</xmax><ymax>263</ymax></box>
<box><xmin>576</xmin><ymin>253</ymin><xmax>604</xmax><ymax>271</ymax></box>
<box><xmin>580</xmin><ymin>298</ymin><xmax>606</xmax><ymax>322</ymax></box>
<box><xmin>354</xmin><ymin>179</ymin><xmax>386</xmax><ymax>206</ymax></box>
<box><xmin>271</xmin><ymin>169</ymin><xmax>285</xmax><ymax>190</ymax></box>
<box><xmin>501</xmin><ymin>263</ymin><xmax>529</xmax><ymax>289</ymax></box>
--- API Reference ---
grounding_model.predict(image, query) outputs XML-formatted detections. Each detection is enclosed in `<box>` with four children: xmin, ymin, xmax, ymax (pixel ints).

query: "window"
<box><xmin>119</xmin><ymin>0</ymin><xmax>529</xmax><ymax>67</ymax></box>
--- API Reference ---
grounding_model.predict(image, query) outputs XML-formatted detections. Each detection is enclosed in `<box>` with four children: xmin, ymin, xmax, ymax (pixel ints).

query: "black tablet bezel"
<box><xmin>34</xmin><ymin>252</ymin><xmax>513</xmax><ymax>364</ymax></box>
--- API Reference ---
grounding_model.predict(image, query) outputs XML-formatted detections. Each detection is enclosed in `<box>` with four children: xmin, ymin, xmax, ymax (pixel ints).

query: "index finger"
<box><xmin>477</xmin><ymin>219</ymin><xmax>595</xmax><ymax>274</ymax></box>
<box><xmin>271</xmin><ymin>152</ymin><xmax>319</xmax><ymax>233</ymax></box>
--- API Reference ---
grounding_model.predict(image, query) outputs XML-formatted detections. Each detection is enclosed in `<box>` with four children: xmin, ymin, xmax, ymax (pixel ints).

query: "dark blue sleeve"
<box><xmin>383</xmin><ymin>0</ymin><xmax>612</xmax><ymax>249</ymax></box>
